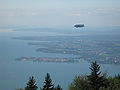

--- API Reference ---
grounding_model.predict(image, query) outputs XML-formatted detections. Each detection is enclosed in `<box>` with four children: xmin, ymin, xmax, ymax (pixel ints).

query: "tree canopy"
<box><xmin>25</xmin><ymin>76</ymin><xmax>38</xmax><ymax>90</ymax></box>
<box><xmin>41</xmin><ymin>73</ymin><xmax>54</xmax><ymax>90</ymax></box>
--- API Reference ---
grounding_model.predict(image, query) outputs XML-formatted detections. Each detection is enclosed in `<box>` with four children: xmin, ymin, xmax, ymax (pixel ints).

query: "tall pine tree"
<box><xmin>25</xmin><ymin>76</ymin><xmax>38</xmax><ymax>90</ymax></box>
<box><xmin>87</xmin><ymin>61</ymin><xmax>108</xmax><ymax>90</ymax></box>
<box><xmin>41</xmin><ymin>73</ymin><xmax>54</xmax><ymax>90</ymax></box>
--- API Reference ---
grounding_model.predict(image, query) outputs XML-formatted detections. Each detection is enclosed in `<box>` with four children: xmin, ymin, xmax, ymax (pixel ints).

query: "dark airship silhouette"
<box><xmin>74</xmin><ymin>24</ymin><xmax>84</xmax><ymax>28</ymax></box>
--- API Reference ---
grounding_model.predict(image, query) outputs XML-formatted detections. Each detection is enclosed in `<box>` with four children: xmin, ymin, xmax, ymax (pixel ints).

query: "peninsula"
<box><xmin>15</xmin><ymin>57</ymin><xmax>79</xmax><ymax>63</ymax></box>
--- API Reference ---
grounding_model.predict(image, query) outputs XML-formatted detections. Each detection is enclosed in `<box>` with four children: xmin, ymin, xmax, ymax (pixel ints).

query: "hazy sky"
<box><xmin>0</xmin><ymin>0</ymin><xmax>120</xmax><ymax>27</ymax></box>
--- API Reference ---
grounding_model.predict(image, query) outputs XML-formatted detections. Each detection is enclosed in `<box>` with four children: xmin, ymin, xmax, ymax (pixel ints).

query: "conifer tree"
<box><xmin>68</xmin><ymin>76</ymin><xmax>88</xmax><ymax>90</ymax></box>
<box><xmin>25</xmin><ymin>76</ymin><xmax>38</xmax><ymax>90</ymax></box>
<box><xmin>54</xmin><ymin>85</ymin><xmax>62</xmax><ymax>90</ymax></box>
<box><xmin>41</xmin><ymin>73</ymin><xmax>54</xmax><ymax>90</ymax></box>
<box><xmin>87</xmin><ymin>61</ymin><xmax>108</xmax><ymax>90</ymax></box>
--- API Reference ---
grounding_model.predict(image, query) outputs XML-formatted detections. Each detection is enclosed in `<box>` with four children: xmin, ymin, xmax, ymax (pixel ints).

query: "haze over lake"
<box><xmin>0</xmin><ymin>0</ymin><xmax>120</xmax><ymax>89</ymax></box>
<box><xmin>0</xmin><ymin>26</ymin><xmax>120</xmax><ymax>90</ymax></box>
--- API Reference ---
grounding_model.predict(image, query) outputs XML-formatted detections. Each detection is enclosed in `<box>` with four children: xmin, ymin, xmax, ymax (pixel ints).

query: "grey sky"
<box><xmin>0</xmin><ymin>0</ymin><xmax>120</xmax><ymax>27</ymax></box>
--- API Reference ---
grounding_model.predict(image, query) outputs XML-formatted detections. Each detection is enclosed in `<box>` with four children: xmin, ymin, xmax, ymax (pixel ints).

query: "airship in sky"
<box><xmin>74</xmin><ymin>24</ymin><xmax>85</xmax><ymax>28</ymax></box>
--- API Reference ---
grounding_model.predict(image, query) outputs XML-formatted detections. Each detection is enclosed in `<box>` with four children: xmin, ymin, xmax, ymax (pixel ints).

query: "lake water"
<box><xmin>0</xmin><ymin>26</ymin><xmax>120</xmax><ymax>90</ymax></box>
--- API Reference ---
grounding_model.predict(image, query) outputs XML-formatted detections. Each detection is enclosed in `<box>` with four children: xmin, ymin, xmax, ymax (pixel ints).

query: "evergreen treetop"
<box><xmin>41</xmin><ymin>73</ymin><xmax>54</xmax><ymax>90</ymax></box>
<box><xmin>87</xmin><ymin>61</ymin><xmax>108</xmax><ymax>90</ymax></box>
<box><xmin>25</xmin><ymin>76</ymin><xmax>38</xmax><ymax>90</ymax></box>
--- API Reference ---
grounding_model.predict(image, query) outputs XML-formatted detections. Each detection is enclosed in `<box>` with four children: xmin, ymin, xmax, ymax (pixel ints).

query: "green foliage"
<box><xmin>69</xmin><ymin>61</ymin><xmax>110</xmax><ymax>90</ymax></box>
<box><xmin>18</xmin><ymin>61</ymin><xmax>120</xmax><ymax>90</ymax></box>
<box><xmin>87</xmin><ymin>61</ymin><xmax>109</xmax><ymax>90</ymax></box>
<box><xmin>69</xmin><ymin>74</ymin><xmax>120</xmax><ymax>90</ymax></box>
<box><xmin>68</xmin><ymin>76</ymin><xmax>88</xmax><ymax>90</ymax></box>
<box><xmin>25</xmin><ymin>76</ymin><xmax>38</xmax><ymax>90</ymax></box>
<box><xmin>98</xmin><ymin>75</ymin><xmax>120</xmax><ymax>90</ymax></box>
<box><xmin>103</xmin><ymin>74</ymin><xmax>120</xmax><ymax>90</ymax></box>
<box><xmin>41</xmin><ymin>73</ymin><xmax>54</xmax><ymax>90</ymax></box>
<box><xmin>114</xmin><ymin>74</ymin><xmax>120</xmax><ymax>89</ymax></box>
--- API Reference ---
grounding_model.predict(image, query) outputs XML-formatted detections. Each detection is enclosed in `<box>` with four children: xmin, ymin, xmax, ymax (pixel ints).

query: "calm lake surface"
<box><xmin>0</xmin><ymin>26</ymin><xmax>120</xmax><ymax>90</ymax></box>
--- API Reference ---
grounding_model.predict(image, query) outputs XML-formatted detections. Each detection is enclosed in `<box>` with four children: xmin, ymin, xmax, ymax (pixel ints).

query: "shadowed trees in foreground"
<box><xmin>69</xmin><ymin>61</ymin><xmax>108</xmax><ymax>90</ymax></box>
<box><xmin>68</xmin><ymin>61</ymin><xmax>120</xmax><ymax>90</ymax></box>
<box><xmin>25</xmin><ymin>76</ymin><xmax>38</xmax><ymax>90</ymax></box>
<box><xmin>17</xmin><ymin>61</ymin><xmax>120</xmax><ymax>90</ymax></box>
<box><xmin>19</xmin><ymin>73</ymin><xmax>62</xmax><ymax>90</ymax></box>
<box><xmin>40</xmin><ymin>73</ymin><xmax>62</xmax><ymax>90</ymax></box>
<box><xmin>40</xmin><ymin>73</ymin><xmax>54</xmax><ymax>90</ymax></box>
<box><xmin>87</xmin><ymin>61</ymin><xmax>109</xmax><ymax>90</ymax></box>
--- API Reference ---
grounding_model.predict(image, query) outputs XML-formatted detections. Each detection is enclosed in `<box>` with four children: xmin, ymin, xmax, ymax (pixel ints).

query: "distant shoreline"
<box><xmin>15</xmin><ymin>56</ymin><xmax>120</xmax><ymax>65</ymax></box>
<box><xmin>15</xmin><ymin>57</ymin><xmax>80</xmax><ymax>63</ymax></box>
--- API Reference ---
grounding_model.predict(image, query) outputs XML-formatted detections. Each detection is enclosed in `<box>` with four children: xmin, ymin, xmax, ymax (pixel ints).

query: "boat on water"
<box><xmin>74</xmin><ymin>24</ymin><xmax>84</xmax><ymax>28</ymax></box>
